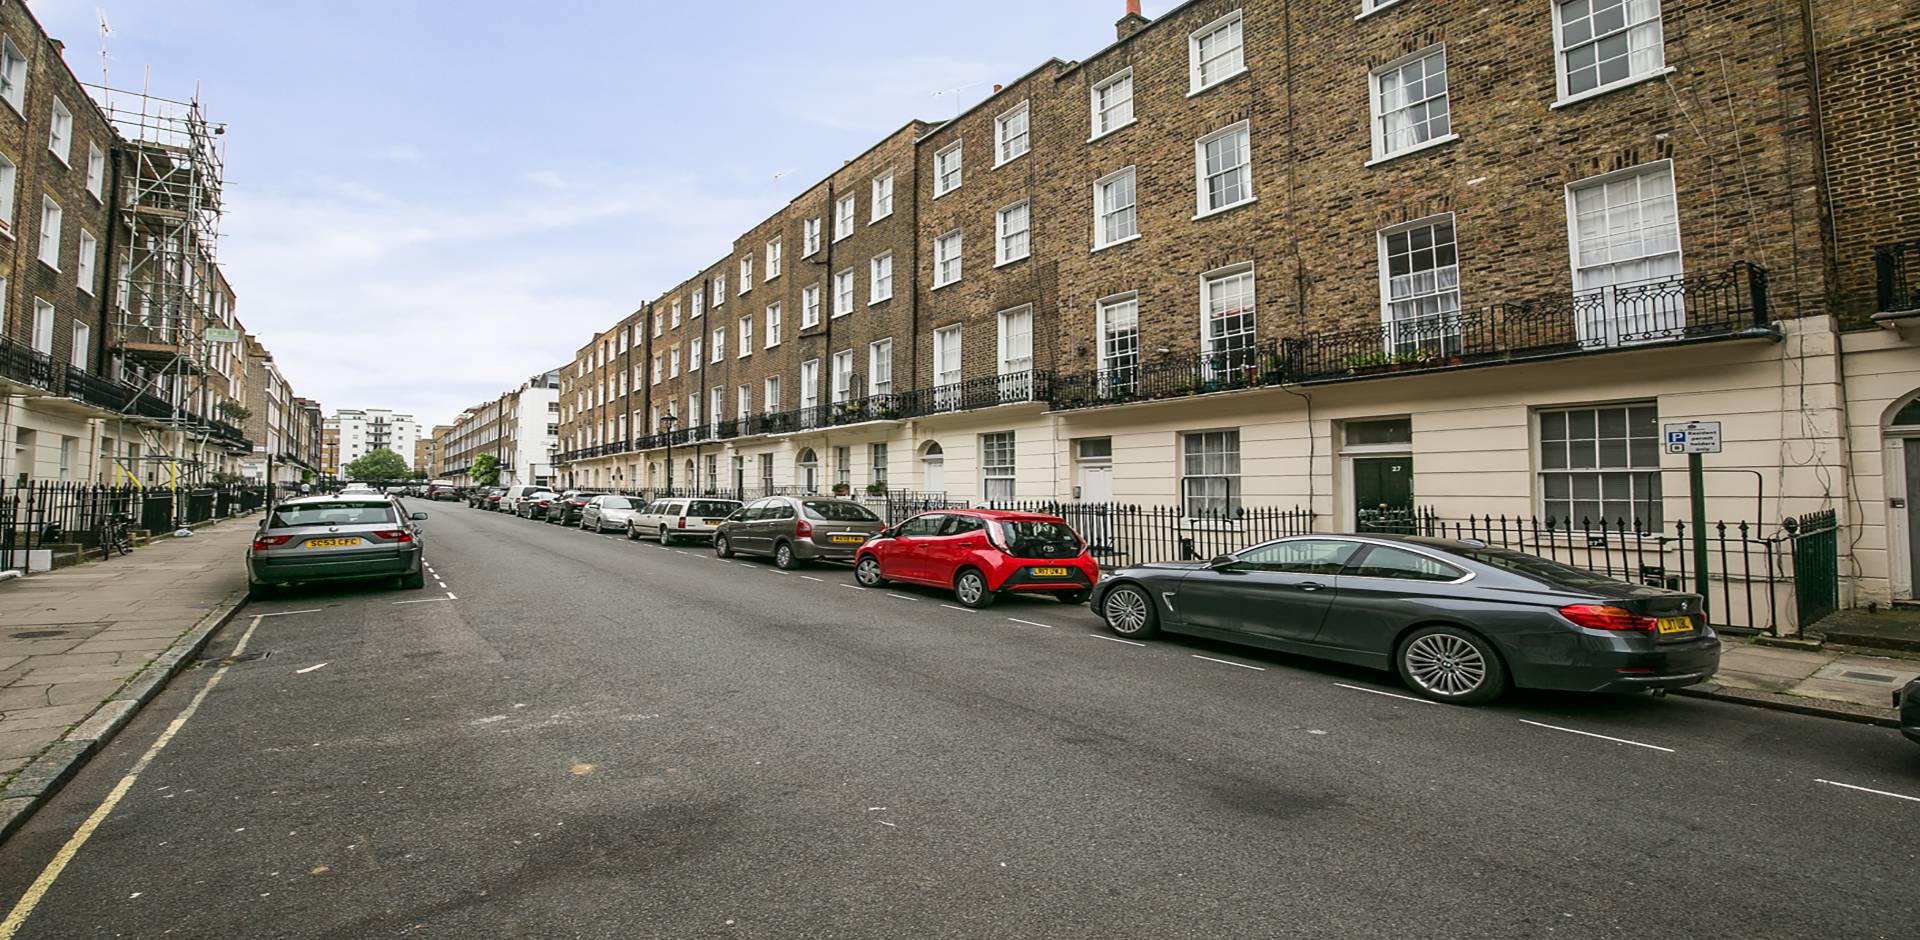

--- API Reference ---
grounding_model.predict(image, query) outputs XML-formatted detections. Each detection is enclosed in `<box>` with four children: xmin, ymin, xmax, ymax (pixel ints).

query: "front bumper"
<box><xmin>248</xmin><ymin>545</ymin><xmax>421</xmax><ymax>585</ymax></box>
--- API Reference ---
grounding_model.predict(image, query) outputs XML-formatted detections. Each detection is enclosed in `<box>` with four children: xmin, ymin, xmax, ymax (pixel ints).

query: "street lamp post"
<box><xmin>660</xmin><ymin>414</ymin><xmax>678</xmax><ymax>497</ymax></box>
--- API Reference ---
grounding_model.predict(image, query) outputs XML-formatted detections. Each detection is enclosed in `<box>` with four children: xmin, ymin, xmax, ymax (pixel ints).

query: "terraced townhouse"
<box><xmin>553</xmin><ymin>0</ymin><xmax>1920</xmax><ymax>617</ymax></box>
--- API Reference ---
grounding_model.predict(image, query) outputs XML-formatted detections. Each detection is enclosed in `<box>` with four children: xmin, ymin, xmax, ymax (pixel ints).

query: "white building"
<box><xmin>329</xmin><ymin>409</ymin><xmax>419</xmax><ymax>469</ymax></box>
<box><xmin>442</xmin><ymin>372</ymin><xmax>561</xmax><ymax>488</ymax></box>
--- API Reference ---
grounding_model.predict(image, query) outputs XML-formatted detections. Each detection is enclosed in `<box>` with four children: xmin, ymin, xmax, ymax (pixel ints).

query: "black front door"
<box><xmin>1353</xmin><ymin>456</ymin><xmax>1413</xmax><ymax>532</ymax></box>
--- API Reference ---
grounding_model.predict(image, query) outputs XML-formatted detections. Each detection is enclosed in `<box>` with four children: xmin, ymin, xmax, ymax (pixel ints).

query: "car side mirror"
<box><xmin>411</xmin><ymin>512</ymin><xmax>429</xmax><ymax>520</ymax></box>
<box><xmin>1208</xmin><ymin>554</ymin><xmax>1238</xmax><ymax>569</ymax></box>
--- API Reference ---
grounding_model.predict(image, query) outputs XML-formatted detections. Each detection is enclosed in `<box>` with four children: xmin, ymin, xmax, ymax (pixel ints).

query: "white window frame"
<box><xmin>714</xmin><ymin>273</ymin><xmax>727</xmax><ymax>307</ymax></box>
<box><xmin>76</xmin><ymin>229</ymin><xmax>96</xmax><ymax>295</ymax></box>
<box><xmin>651</xmin><ymin>356</ymin><xmax>662</xmax><ymax>384</ymax></box>
<box><xmin>1366</xmin><ymin>45</ymin><xmax>1457</xmax><ymax>166</ymax></box>
<box><xmin>934</xmin><ymin>229</ymin><xmax>963</xmax><ymax>287</ymax></box>
<box><xmin>1564</xmin><ymin>160</ymin><xmax>1685</xmax><ymax>346</ymax></box>
<box><xmin>831</xmin><ymin>350</ymin><xmax>854</xmax><ymax>404</ymax></box>
<box><xmin>994</xmin><ymin>101</ymin><xmax>1031</xmax><ymax>167</ymax></box>
<box><xmin>1376</xmin><ymin>214</ymin><xmax>1463</xmax><ymax>356</ymax></box>
<box><xmin>933</xmin><ymin>325</ymin><xmax>963</xmax><ymax>389</ymax></box>
<box><xmin>38</xmin><ymin>197</ymin><xmax>61</xmax><ymax>270</ymax></box>
<box><xmin>738</xmin><ymin>315</ymin><xmax>753</xmax><ymax>358</ymax></box>
<box><xmin>670</xmin><ymin>347</ymin><xmax>682</xmax><ymax>378</ymax></box>
<box><xmin>869</xmin><ymin>252</ymin><xmax>893</xmax><ymax>303</ymax></box>
<box><xmin>1537</xmin><ymin>404</ymin><xmax>1664</xmax><ymax>527</ymax></box>
<box><xmin>997</xmin><ymin>305</ymin><xmax>1033</xmax><ymax>376</ymax></box>
<box><xmin>31</xmin><ymin>298</ymin><xmax>53</xmax><ymax>354</ymax></box>
<box><xmin>764</xmin><ymin>375</ymin><xmax>781</xmax><ymax>414</ymax></box>
<box><xmin>70</xmin><ymin>321</ymin><xmax>89</xmax><ymax>370</ymax></box>
<box><xmin>671</xmin><ymin>300</ymin><xmax>682</xmax><ymax>327</ymax></box>
<box><xmin>0</xmin><ymin>154</ymin><xmax>16</xmax><ymax>239</ymax></box>
<box><xmin>765</xmin><ymin>302</ymin><xmax>782</xmax><ymax>348</ymax></box>
<box><xmin>1550</xmin><ymin>0</ymin><xmax>1670</xmax><ymax>108</ymax></box>
<box><xmin>1182</xmin><ymin>430</ymin><xmax>1242</xmax><ymax>517</ymax></box>
<box><xmin>48</xmin><ymin>97</ymin><xmax>73</xmax><ymax>165</ymax></box>
<box><xmin>981</xmin><ymin>432</ymin><xmax>1016</xmax><ymax>503</ymax></box>
<box><xmin>690</xmin><ymin>336</ymin><xmax>704</xmax><ymax>371</ymax></box>
<box><xmin>711</xmin><ymin>328</ymin><xmax>725</xmax><ymax>363</ymax></box>
<box><xmin>86</xmin><ymin>143</ymin><xmax>106</xmax><ymax>201</ymax></box>
<box><xmin>1194</xmin><ymin>122</ymin><xmax>1254</xmax><ymax>219</ymax></box>
<box><xmin>1188</xmin><ymin>10</ymin><xmax>1247</xmax><ymax>96</ymax></box>
<box><xmin>738</xmin><ymin>384</ymin><xmax>753</xmax><ymax>421</ymax></box>
<box><xmin>871</xmin><ymin>171</ymin><xmax>894</xmax><ymax>221</ymax></box>
<box><xmin>765</xmin><ymin>237</ymin><xmax>782</xmax><ymax>279</ymax></box>
<box><xmin>0</xmin><ymin>36</ymin><xmax>24</xmax><ymax>114</ymax></box>
<box><xmin>834</xmin><ymin>268</ymin><xmax>855</xmax><ymax>318</ymax></box>
<box><xmin>801</xmin><ymin>359</ymin><xmax>821</xmax><ymax>411</ymax></box>
<box><xmin>995</xmin><ymin>200</ymin><xmax>1031</xmax><ymax>266</ymax></box>
<box><xmin>934</xmin><ymin>141</ymin><xmax>963</xmax><ymax>197</ymax></box>
<box><xmin>1355</xmin><ymin>0</ymin><xmax>1410</xmax><ymax>19</ymax></box>
<box><xmin>835</xmin><ymin>194</ymin><xmax>856</xmax><ymax>241</ymax></box>
<box><xmin>1093</xmin><ymin>167</ymin><xmax>1139</xmax><ymax>250</ymax></box>
<box><xmin>740</xmin><ymin>254</ymin><xmax>753</xmax><ymax>293</ymax></box>
<box><xmin>1090</xmin><ymin>68</ymin><xmax>1136</xmax><ymax>140</ymax></box>
<box><xmin>802</xmin><ymin>283</ymin><xmax>822</xmax><ymax>328</ymax></box>
<box><xmin>1097</xmin><ymin>292</ymin><xmax>1141</xmax><ymax>395</ymax></box>
<box><xmin>804</xmin><ymin>216</ymin><xmax>822</xmax><ymax>256</ymax></box>
<box><xmin>692</xmin><ymin>289</ymin><xmax>704</xmax><ymax>319</ymax></box>
<box><xmin>869</xmin><ymin>338</ymin><xmax>893</xmax><ymax>396</ymax></box>
<box><xmin>1200</xmin><ymin>262</ymin><xmax>1258</xmax><ymax>370</ymax></box>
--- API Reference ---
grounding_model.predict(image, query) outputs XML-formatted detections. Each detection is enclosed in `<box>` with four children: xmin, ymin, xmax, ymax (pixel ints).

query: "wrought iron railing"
<box><xmin>1051</xmin><ymin>342</ymin><xmax>1279</xmax><ymax>410</ymax></box>
<box><xmin>1876</xmin><ymin>240</ymin><xmax>1920</xmax><ymax>314</ymax></box>
<box><xmin>0</xmin><ymin>339</ymin><xmax>54</xmax><ymax>391</ymax></box>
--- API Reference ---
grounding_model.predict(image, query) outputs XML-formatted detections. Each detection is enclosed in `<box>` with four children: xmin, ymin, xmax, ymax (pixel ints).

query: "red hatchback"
<box><xmin>854</xmin><ymin>509</ymin><xmax>1101</xmax><ymax>608</ymax></box>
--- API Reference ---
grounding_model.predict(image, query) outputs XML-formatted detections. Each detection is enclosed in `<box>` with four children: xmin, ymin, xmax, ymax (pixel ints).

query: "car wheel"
<box><xmin>625</xmin><ymin>523</ymin><xmax>639</xmax><ymax>541</ymax></box>
<box><xmin>1101</xmin><ymin>584</ymin><xmax>1158</xmax><ymax>638</ymax></box>
<box><xmin>774</xmin><ymin>541</ymin><xmax>802</xmax><ymax>570</ymax></box>
<box><xmin>1397</xmin><ymin>626</ymin><xmax>1509</xmax><ymax>705</ymax></box>
<box><xmin>954</xmin><ymin>568</ymin><xmax>996</xmax><ymax>609</ymax></box>
<box><xmin>246</xmin><ymin>580</ymin><xmax>277</xmax><ymax>601</ymax></box>
<box><xmin>715</xmin><ymin>534</ymin><xmax>734</xmax><ymax>558</ymax></box>
<box><xmin>1057</xmin><ymin>589</ymin><xmax>1090</xmax><ymax>605</ymax></box>
<box><xmin>855</xmin><ymin>556</ymin><xmax>886</xmax><ymax>587</ymax></box>
<box><xmin>400</xmin><ymin>570</ymin><xmax>425</xmax><ymax>590</ymax></box>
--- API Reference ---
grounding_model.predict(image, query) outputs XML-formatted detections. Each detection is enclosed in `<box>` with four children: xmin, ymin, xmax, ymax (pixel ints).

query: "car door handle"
<box><xmin>1296</xmin><ymin>582</ymin><xmax>1325</xmax><ymax>591</ymax></box>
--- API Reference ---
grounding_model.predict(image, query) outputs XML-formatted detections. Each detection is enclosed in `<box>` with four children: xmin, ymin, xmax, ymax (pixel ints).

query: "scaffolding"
<box><xmin>81</xmin><ymin>83</ymin><xmax>237</xmax><ymax>487</ymax></box>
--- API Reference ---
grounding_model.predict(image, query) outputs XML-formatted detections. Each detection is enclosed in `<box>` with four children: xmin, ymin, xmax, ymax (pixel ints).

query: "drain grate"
<box><xmin>195</xmin><ymin>651</ymin><xmax>273</xmax><ymax>669</ymax></box>
<box><xmin>1840</xmin><ymin>671</ymin><xmax>1896</xmax><ymax>683</ymax></box>
<box><xmin>10</xmin><ymin>630</ymin><xmax>68</xmax><ymax>639</ymax></box>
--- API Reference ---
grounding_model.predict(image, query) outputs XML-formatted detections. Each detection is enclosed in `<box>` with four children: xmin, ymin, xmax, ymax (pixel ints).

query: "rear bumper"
<box><xmin>248</xmin><ymin>546</ymin><xmax>421</xmax><ymax>585</ymax></box>
<box><xmin>1512</xmin><ymin>634</ymin><xmax>1722</xmax><ymax>693</ymax></box>
<box><xmin>993</xmin><ymin>565</ymin><xmax>1096</xmax><ymax>592</ymax></box>
<box><xmin>795</xmin><ymin>540</ymin><xmax>866</xmax><ymax>561</ymax></box>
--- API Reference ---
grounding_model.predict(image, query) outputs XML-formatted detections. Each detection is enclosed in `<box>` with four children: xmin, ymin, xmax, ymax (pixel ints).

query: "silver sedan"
<box><xmin>578</xmin><ymin>495</ymin><xmax>643</xmax><ymax>533</ymax></box>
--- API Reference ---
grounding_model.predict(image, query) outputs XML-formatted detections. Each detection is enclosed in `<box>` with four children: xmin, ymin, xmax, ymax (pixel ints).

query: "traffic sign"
<box><xmin>1664</xmin><ymin>421</ymin><xmax>1721</xmax><ymax>455</ymax></box>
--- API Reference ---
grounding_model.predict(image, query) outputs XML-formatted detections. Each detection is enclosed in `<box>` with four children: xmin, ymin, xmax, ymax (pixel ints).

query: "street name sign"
<box><xmin>205</xmin><ymin>328</ymin><xmax>240</xmax><ymax>343</ymax></box>
<box><xmin>1664</xmin><ymin>421</ymin><xmax>1721</xmax><ymax>455</ymax></box>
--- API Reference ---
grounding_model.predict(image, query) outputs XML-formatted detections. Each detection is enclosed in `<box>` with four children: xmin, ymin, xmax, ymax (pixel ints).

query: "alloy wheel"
<box><xmin>1104</xmin><ymin>587</ymin><xmax>1153</xmax><ymax>636</ymax></box>
<box><xmin>1403</xmin><ymin>633</ymin><xmax>1488</xmax><ymax>698</ymax></box>
<box><xmin>660</xmin><ymin>527</ymin><xmax>673</xmax><ymax>545</ymax></box>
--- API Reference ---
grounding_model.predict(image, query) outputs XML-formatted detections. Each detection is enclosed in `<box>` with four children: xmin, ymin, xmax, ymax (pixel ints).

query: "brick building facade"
<box><xmin>551</xmin><ymin>0</ymin><xmax>1920</xmax><ymax>618</ymax></box>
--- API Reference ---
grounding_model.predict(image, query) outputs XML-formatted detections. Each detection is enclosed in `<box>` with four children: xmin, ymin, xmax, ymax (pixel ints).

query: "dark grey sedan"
<box><xmin>1088</xmin><ymin>534</ymin><xmax>1720</xmax><ymax>704</ymax></box>
<box><xmin>246</xmin><ymin>495</ymin><xmax>428</xmax><ymax>598</ymax></box>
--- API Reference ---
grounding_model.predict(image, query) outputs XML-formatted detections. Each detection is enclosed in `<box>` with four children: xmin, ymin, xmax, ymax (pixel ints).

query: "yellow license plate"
<box><xmin>705</xmin><ymin>519</ymin><xmax>720</xmax><ymax>525</ymax></box>
<box><xmin>1656</xmin><ymin>616</ymin><xmax>1692</xmax><ymax>634</ymax></box>
<box><xmin>305</xmin><ymin>537</ymin><xmax>362</xmax><ymax>548</ymax></box>
<box><xmin>1031</xmin><ymin>567</ymin><xmax>1071</xmax><ymax>577</ymax></box>
<box><xmin>831</xmin><ymin>535</ymin><xmax>865</xmax><ymax>543</ymax></box>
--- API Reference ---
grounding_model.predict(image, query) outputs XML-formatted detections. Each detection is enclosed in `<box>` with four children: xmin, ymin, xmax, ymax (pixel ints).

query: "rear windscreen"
<box><xmin>801</xmin><ymin>500</ymin><xmax>880</xmax><ymax>523</ymax></box>
<box><xmin>270</xmin><ymin>502</ymin><xmax>396</xmax><ymax>528</ymax></box>
<box><xmin>688</xmin><ymin>500</ymin><xmax>739</xmax><ymax>517</ymax></box>
<box><xmin>995</xmin><ymin>520</ymin><xmax>1083</xmax><ymax>557</ymax></box>
<box><xmin>1455</xmin><ymin>547</ymin><xmax>1621</xmax><ymax>588</ymax></box>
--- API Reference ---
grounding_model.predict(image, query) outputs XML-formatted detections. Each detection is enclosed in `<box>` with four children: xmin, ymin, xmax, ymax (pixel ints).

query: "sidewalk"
<box><xmin>0</xmin><ymin>515</ymin><xmax>254</xmax><ymax>809</ymax></box>
<box><xmin>1677</xmin><ymin>635</ymin><xmax>1916</xmax><ymax>725</ymax></box>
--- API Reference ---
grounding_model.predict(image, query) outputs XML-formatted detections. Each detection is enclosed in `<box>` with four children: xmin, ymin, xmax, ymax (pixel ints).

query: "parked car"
<box><xmin>497</xmin><ymin>485</ymin><xmax>548</xmax><ymax>515</ymax></box>
<box><xmin>1089</xmin><ymin>534</ymin><xmax>1720</xmax><ymax>705</ymax></box>
<box><xmin>547</xmin><ymin>490</ymin><xmax>608</xmax><ymax>526</ymax></box>
<box><xmin>427</xmin><ymin>480</ymin><xmax>462</xmax><ymax>502</ymax></box>
<box><xmin>516</xmin><ymin>491</ymin><xmax>561</xmax><ymax>519</ymax></box>
<box><xmin>628</xmin><ymin>497</ymin><xmax>743</xmax><ymax>544</ymax></box>
<box><xmin>1899</xmin><ymin>676</ymin><xmax>1920</xmax><ymax>746</ymax></box>
<box><xmin>712</xmin><ymin>496</ymin><xmax>886</xmax><ymax>568</ymax></box>
<box><xmin>855</xmin><ymin>509</ymin><xmax>1100</xmax><ymax>608</ymax></box>
<box><xmin>246</xmin><ymin>495</ymin><xmax>428</xmax><ymax>597</ymax></box>
<box><xmin>468</xmin><ymin>487</ymin><xmax>500</xmax><ymax>509</ymax></box>
<box><xmin>579</xmin><ymin>494</ymin><xmax>645</xmax><ymax>533</ymax></box>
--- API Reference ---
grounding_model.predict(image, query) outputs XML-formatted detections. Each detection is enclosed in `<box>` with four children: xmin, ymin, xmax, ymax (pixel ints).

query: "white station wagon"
<box><xmin>626</xmin><ymin>497</ymin><xmax>744</xmax><ymax>545</ymax></box>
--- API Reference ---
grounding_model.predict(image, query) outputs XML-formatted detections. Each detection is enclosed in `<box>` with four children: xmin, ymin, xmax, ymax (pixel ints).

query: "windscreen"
<box><xmin>688</xmin><ymin>500</ymin><xmax>740</xmax><ymax>517</ymax></box>
<box><xmin>1455</xmin><ymin>547</ymin><xmax>1622</xmax><ymax>588</ymax></box>
<box><xmin>270</xmin><ymin>502</ymin><xmax>396</xmax><ymax>528</ymax></box>
<box><xmin>995</xmin><ymin>519</ymin><xmax>1083</xmax><ymax>558</ymax></box>
<box><xmin>599</xmin><ymin>497</ymin><xmax>633</xmax><ymax>510</ymax></box>
<box><xmin>800</xmin><ymin>500</ymin><xmax>880</xmax><ymax>523</ymax></box>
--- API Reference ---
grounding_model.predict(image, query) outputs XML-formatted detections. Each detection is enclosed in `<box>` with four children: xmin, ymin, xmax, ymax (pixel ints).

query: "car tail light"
<box><xmin>677</xmin><ymin>516</ymin><xmax>688</xmax><ymax>529</ymax></box>
<box><xmin>1558</xmin><ymin>604</ymin><xmax>1658</xmax><ymax>631</ymax></box>
<box><xmin>373</xmin><ymin>530</ymin><xmax>415</xmax><ymax>542</ymax></box>
<box><xmin>252</xmin><ymin>535</ymin><xmax>293</xmax><ymax>550</ymax></box>
<box><xmin>795</xmin><ymin>520</ymin><xmax>813</xmax><ymax>538</ymax></box>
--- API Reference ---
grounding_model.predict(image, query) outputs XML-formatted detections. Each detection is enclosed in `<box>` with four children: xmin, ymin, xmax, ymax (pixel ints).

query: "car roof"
<box><xmin>934</xmin><ymin>508</ymin><xmax>1065</xmax><ymax>523</ymax></box>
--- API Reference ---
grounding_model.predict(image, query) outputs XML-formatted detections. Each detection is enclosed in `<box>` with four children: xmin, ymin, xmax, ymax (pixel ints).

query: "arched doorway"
<box><xmin>797</xmin><ymin>448</ymin><xmax>820</xmax><ymax>494</ymax></box>
<box><xmin>1887</xmin><ymin>392</ymin><xmax>1920</xmax><ymax>600</ymax></box>
<box><xmin>920</xmin><ymin>441</ymin><xmax>944</xmax><ymax>496</ymax></box>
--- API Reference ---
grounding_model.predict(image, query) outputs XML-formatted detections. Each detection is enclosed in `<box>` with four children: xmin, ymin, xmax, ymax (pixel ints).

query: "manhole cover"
<box><xmin>1840</xmin><ymin>671</ymin><xmax>1896</xmax><ymax>683</ymax></box>
<box><xmin>195</xmin><ymin>651</ymin><xmax>272</xmax><ymax>669</ymax></box>
<box><xmin>9</xmin><ymin>630</ymin><xmax>67</xmax><ymax>639</ymax></box>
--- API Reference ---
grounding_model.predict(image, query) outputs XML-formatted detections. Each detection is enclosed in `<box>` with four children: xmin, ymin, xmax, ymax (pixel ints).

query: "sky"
<box><xmin>26</xmin><ymin>0</ymin><xmax>1161</xmax><ymax>432</ymax></box>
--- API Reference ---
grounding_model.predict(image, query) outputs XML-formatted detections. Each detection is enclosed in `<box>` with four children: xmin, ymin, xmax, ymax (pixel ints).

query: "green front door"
<box><xmin>1354</xmin><ymin>456</ymin><xmax>1413</xmax><ymax>532</ymax></box>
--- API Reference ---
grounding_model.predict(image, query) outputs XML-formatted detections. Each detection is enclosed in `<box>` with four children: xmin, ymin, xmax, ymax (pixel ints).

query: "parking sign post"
<box><xmin>1665</xmin><ymin>421</ymin><xmax>1722</xmax><ymax>613</ymax></box>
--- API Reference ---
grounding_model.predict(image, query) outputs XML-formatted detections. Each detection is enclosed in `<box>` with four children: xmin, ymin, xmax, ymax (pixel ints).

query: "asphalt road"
<box><xmin>0</xmin><ymin>501</ymin><xmax>1915</xmax><ymax>939</ymax></box>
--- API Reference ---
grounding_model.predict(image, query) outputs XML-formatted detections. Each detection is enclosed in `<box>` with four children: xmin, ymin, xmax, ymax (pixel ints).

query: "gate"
<box><xmin>1785</xmin><ymin>509</ymin><xmax>1839</xmax><ymax>629</ymax></box>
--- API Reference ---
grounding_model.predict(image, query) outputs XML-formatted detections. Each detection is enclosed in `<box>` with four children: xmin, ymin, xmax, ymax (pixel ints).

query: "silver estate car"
<box><xmin>713</xmin><ymin>496</ymin><xmax>887</xmax><ymax>569</ymax></box>
<box><xmin>627</xmin><ymin>497</ymin><xmax>744</xmax><ymax>544</ymax></box>
<box><xmin>246</xmin><ymin>495</ymin><xmax>428</xmax><ymax>598</ymax></box>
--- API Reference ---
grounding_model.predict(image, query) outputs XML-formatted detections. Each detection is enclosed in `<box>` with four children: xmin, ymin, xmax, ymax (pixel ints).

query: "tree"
<box><xmin>470</xmin><ymin>454</ymin><xmax>501</xmax><ymax>487</ymax></box>
<box><xmin>343</xmin><ymin>448</ymin><xmax>411</xmax><ymax>481</ymax></box>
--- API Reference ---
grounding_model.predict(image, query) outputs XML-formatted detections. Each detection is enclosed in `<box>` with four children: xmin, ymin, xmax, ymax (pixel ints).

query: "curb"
<box><xmin>1673</xmin><ymin>682</ymin><xmax>1902</xmax><ymax>728</ymax></box>
<box><xmin>0</xmin><ymin>590</ymin><xmax>249</xmax><ymax>844</ymax></box>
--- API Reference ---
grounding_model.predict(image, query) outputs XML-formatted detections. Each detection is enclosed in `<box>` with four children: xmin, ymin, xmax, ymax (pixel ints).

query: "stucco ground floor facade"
<box><xmin>560</xmin><ymin>316</ymin><xmax>1920</xmax><ymax>615</ymax></box>
<box><xmin>3</xmin><ymin>393</ymin><xmax>249</xmax><ymax>487</ymax></box>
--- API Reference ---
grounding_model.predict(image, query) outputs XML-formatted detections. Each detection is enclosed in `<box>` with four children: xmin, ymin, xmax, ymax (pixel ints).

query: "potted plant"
<box><xmin>865</xmin><ymin>481</ymin><xmax>888</xmax><ymax>496</ymax></box>
<box><xmin>832</xmin><ymin>482</ymin><xmax>852</xmax><ymax>497</ymax></box>
<box><xmin>1260</xmin><ymin>353</ymin><xmax>1288</xmax><ymax>384</ymax></box>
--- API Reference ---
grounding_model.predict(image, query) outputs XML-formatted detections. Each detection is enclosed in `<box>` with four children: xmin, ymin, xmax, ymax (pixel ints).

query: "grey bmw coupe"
<box><xmin>1088</xmin><ymin>534</ymin><xmax>1719</xmax><ymax>704</ymax></box>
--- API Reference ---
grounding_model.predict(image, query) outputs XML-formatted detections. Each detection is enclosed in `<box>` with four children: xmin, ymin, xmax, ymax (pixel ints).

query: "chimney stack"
<box><xmin>1116</xmin><ymin>0</ymin><xmax>1149</xmax><ymax>40</ymax></box>
<box><xmin>993</xmin><ymin>84</ymin><xmax>1003</xmax><ymax>93</ymax></box>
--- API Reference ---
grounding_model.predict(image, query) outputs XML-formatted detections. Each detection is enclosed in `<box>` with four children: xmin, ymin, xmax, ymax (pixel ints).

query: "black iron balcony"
<box><xmin>1051</xmin><ymin>342</ymin><xmax>1279</xmax><ymax>411</ymax></box>
<box><xmin>1877</xmin><ymin>240</ymin><xmax>1920</xmax><ymax>314</ymax></box>
<box><xmin>1</xmin><ymin>339</ymin><xmax>54</xmax><ymax>391</ymax></box>
<box><xmin>63</xmin><ymin>366</ymin><xmax>136</xmax><ymax>412</ymax></box>
<box><xmin>898</xmin><ymin>370</ymin><xmax>1050</xmax><ymax>416</ymax></box>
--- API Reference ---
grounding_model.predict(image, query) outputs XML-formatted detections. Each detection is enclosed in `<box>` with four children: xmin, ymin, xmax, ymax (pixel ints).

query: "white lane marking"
<box><xmin>435</xmin><ymin>582</ymin><xmax>447</xmax><ymax>589</ymax></box>
<box><xmin>1192</xmin><ymin>655</ymin><xmax>1265</xmax><ymax>671</ymax></box>
<box><xmin>676</xmin><ymin>551</ymin><xmax>689</xmax><ymax>555</ymax></box>
<box><xmin>940</xmin><ymin>605</ymin><xmax>977</xmax><ymax>613</ymax></box>
<box><xmin>1090</xmin><ymin>633</ymin><xmax>1146</xmax><ymax>647</ymax></box>
<box><xmin>1519</xmin><ymin>719</ymin><xmax>1673</xmax><ymax>753</ymax></box>
<box><xmin>445</xmin><ymin>592</ymin><xmax>458</xmax><ymax>600</ymax></box>
<box><xmin>886</xmin><ymin>594</ymin><xmax>919</xmax><ymax>602</ymax></box>
<box><xmin>252</xmin><ymin>609</ymin><xmax>323</xmax><ymax>617</ymax></box>
<box><xmin>392</xmin><ymin>598</ymin><xmax>452</xmax><ymax>605</ymax></box>
<box><xmin>1007</xmin><ymin>618</ymin><xmax>1053</xmax><ymax>629</ymax></box>
<box><xmin>802</xmin><ymin>576</ymin><xmax>826</xmax><ymax>582</ymax></box>
<box><xmin>294</xmin><ymin>662</ymin><xmax>329</xmax><ymax>674</ymax></box>
<box><xmin>1815</xmin><ymin>779</ymin><xmax>1920</xmax><ymax>803</ymax></box>
<box><xmin>0</xmin><ymin>614</ymin><xmax>267</xmax><ymax>938</ymax></box>
<box><xmin>1335</xmin><ymin>682</ymin><xmax>1440</xmax><ymax>705</ymax></box>
<box><xmin>839</xmin><ymin>584</ymin><xmax>866</xmax><ymax>591</ymax></box>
